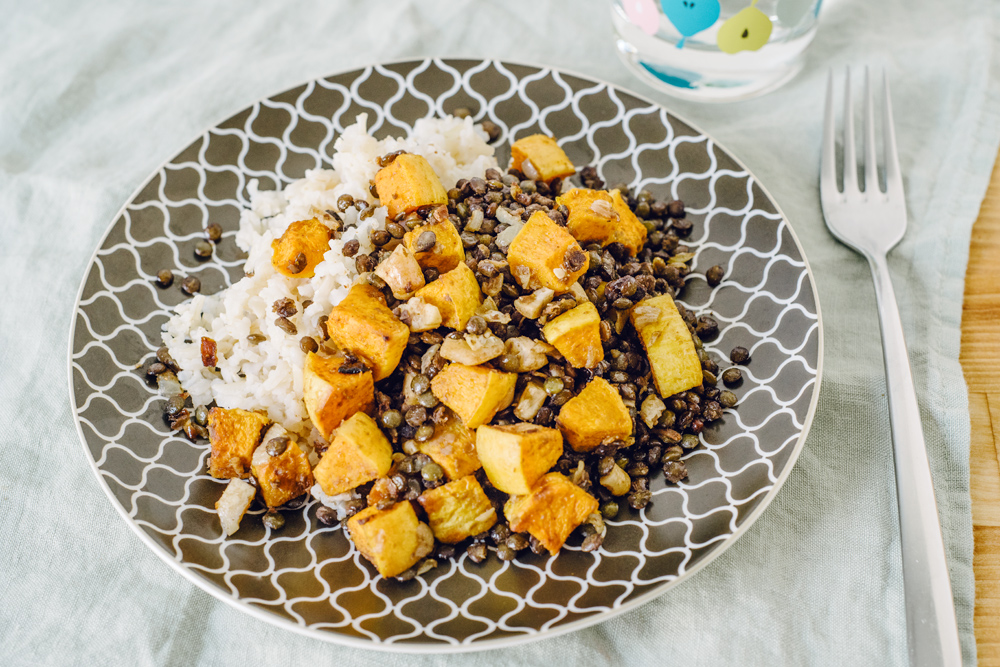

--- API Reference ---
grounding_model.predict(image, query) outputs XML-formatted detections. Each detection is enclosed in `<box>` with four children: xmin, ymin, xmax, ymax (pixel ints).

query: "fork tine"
<box><xmin>882</xmin><ymin>71</ymin><xmax>903</xmax><ymax>197</ymax></box>
<box><xmin>821</xmin><ymin>70</ymin><xmax>838</xmax><ymax>195</ymax></box>
<box><xmin>863</xmin><ymin>68</ymin><xmax>880</xmax><ymax>194</ymax></box>
<box><xmin>842</xmin><ymin>68</ymin><xmax>858</xmax><ymax>193</ymax></box>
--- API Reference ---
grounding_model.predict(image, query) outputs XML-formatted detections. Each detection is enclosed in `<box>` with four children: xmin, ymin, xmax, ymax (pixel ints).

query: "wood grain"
<box><xmin>962</xmin><ymin>153</ymin><xmax>1000</xmax><ymax>663</ymax></box>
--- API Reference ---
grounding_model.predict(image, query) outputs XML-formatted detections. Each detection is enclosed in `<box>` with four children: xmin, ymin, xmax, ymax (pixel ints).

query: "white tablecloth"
<box><xmin>2</xmin><ymin>0</ymin><xmax>999</xmax><ymax>664</ymax></box>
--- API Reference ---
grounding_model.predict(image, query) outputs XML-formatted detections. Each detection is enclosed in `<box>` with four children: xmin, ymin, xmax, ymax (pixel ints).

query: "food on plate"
<box><xmin>412</xmin><ymin>261</ymin><xmax>482</xmax><ymax>330</ymax></box>
<box><xmin>313</xmin><ymin>411</ymin><xmax>393</xmax><ymax>495</ymax></box>
<box><xmin>415</xmin><ymin>411</ymin><xmax>481</xmax><ymax>481</ymax></box>
<box><xmin>630</xmin><ymin>293</ymin><xmax>703</xmax><ymax>398</ymax></box>
<box><xmin>475</xmin><ymin>423</ymin><xmax>563</xmax><ymax>495</ymax></box>
<box><xmin>557</xmin><ymin>188</ymin><xmax>647</xmax><ymax>256</ymax></box>
<box><xmin>326</xmin><ymin>283</ymin><xmax>409</xmax><ymax>381</ymax></box>
<box><xmin>403</xmin><ymin>219</ymin><xmax>465</xmax><ymax>273</ymax></box>
<box><xmin>346</xmin><ymin>501</ymin><xmax>434</xmax><ymax>577</ymax></box>
<box><xmin>216</xmin><ymin>479</ymin><xmax>257</xmax><ymax>536</ymax></box>
<box><xmin>373</xmin><ymin>152</ymin><xmax>449</xmax><ymax>219</ymax></box>
<box><xmin>504</xmin><ymin>472</ymin><xmax>599</xmax><ymax>554</ymax></box>
<box><xmin>541</xmin><ymin>301</ymin><xmax>604</xmax><ymax>369</ymax></box>
<box><xmin>509</xmin><ymin>134</ymin><xmax>576</xmax><ymax>182</ymax></box>
<box><xmin>556</xmin><ymin>377</ymin><xmax>633</xmax><ymax>453</ymax></box>
<box><xmin>270</xmin><ymin>217</ymin><xmax>332</xmax><ymax>278</ymax></box>
<box><xmin>418</xmin><ymin>475</ymin><xmax>497</xmax><ymax>544</ymax></box>
<box><xmin>506</xmin><ymin>211</ymin><xmax>588</xmax><ymax>292</ymax></box>
<box><xmin>302</xmin><ymin>351</ymin><xmax>374</xmax><ymax>440</ymax></box>
<box><xmin>155</xmin><ymin>114</ymin><xmax>748</xmax><ymax>580</ymax></box>
<box><xmin>251</xmin><ymin>424</ymin><xmax>314</xmax><ymax>508</ymax></box>
<box><xmin>207</xmin><ymin>407</ymin><xmax>271</xmax><ymax>479</ymax></box>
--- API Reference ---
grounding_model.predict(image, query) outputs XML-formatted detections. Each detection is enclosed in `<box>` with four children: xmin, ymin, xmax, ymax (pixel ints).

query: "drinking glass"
<box><xmin>611</xmin><ymin>0</ymin><xmax>823</xmax><ymax>102</ymax></box>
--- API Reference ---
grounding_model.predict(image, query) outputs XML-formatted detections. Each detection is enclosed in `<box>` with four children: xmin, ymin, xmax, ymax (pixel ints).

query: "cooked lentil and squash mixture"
<box><xmin>150</xmin><ymin>122</ymin><xmax>746</xmax><ymax>581</ymax></box>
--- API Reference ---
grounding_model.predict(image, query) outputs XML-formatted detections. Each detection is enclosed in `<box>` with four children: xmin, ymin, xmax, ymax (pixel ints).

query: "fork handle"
<box><xmin>868</xmin><ymin>253</ymin><xmax>963</xmax><ymax>666</ymax></box>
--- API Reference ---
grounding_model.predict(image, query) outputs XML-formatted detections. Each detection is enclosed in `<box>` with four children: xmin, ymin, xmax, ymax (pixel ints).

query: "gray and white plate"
<box><xmin>68</xmin><ymin>58</ymin><xmax>822</xmax><ymax>652</ymax></box>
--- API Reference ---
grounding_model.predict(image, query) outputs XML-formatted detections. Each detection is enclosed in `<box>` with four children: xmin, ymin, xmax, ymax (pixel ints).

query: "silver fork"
<box><xmin>820</xmin><ymin>69</ymin><xmax>962</xmax><ymax>666</ymax></box>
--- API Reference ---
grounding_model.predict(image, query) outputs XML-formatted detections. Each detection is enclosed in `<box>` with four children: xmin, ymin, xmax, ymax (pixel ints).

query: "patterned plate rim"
<box><xmin>67</xmin><ymin>57</ymin><xmax>825</xmax><ymax>653</ymax></box>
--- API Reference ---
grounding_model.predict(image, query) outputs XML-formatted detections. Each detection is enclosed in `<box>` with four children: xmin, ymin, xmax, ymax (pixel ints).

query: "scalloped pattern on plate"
<box><xmin>69</xmin><ymin>59</ymin><xmax>820</xmax><ymax>650</ymax></box>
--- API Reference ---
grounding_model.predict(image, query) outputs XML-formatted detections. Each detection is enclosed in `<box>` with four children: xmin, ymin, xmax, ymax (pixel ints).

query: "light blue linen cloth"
<box><xmin>1</xmin><ymin>0</ymin><xmax>998</xmax><ymax>664</ymax></box>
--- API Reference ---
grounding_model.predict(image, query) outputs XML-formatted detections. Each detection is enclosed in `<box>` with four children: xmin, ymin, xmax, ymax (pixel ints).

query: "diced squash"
<box><xmin>414</xmin><ymin>262</ymin><xmax>483</xmax><ymax>330</ymax></box>
<box><xmin>509</xmin><ymin>134</ymin><xmax>576</xmax><ymax>182</ymax></box>
<box><xmin>608</xmin><ymin>189</ymin><xmax>648</xmax><ymax>256</ymax></box>
<box><xmin>373</xmin><ymin>153</ymin><xmax>448</xmax><ymax>220</ymax></box>
<box><xmin>630</xmin><ymin>294</ymin><xmax>703</xmax><ymax>398</ymax></box>
<box><xmin>312</xmin><ymin>412</ymin><xmax>392</xmax><ymax>495</ymax></box>
<box><xmin>326</xmin><ymin>283</ymin><xmax>409</xmax><ymax>381</ymax></box>
<box><xmin>556</xmin><ymin>377</ymin><xmax>633</xmax><ymax>453</ymax></box>
<box><xmin>507</xmin><ymin>211</ymin><xmax>588</xmax><ymax>293</ymax></box>
<box><xmin>557</xmin><ymin>188</ymin><xmax>647</xmax><ymax>256</ymax></box>
<box><xmin>418</xmin><ymin>476</ymin><xmax>497</xmax><ymax>544</ymax></box>
<box><xmin>270</xmin><ymin>218</ymin><xmax>332</xmax><ymax>278</ymax></box>
<box><xmin>541</xmin><ymin>301</ymin><xmax>604</xmax><ymax>369</ymax></box>
<box><xmin>475</xmin><ymin>423</ymin><xmax>563</xmax><ymax>495</ymax></box>
<box><xmin>403</xmin><ymin>220</ymin><xmax>465</xmax><ymax>273</ymax></box>
<box><xmin>430</xmin><ymin>363</ymin><xmax>517</xmax><ymax>429</ymax></box>
<box><xmin>558</xmin><ymin>188</ymin><xmax>616</xmax><ymax>246</ymax></box>
<box><xmin>505</xmin><ymin>473</ymin><xmax>599</xmax><ymax>555</ymax></box>
<box><xmin>417</xmin><ymin>411</ymin><xmax>481</xmax><ymax>481</ymax></box>
<box><xmin>216</xmin><ymin>478</ymin><xmax>256</xmax><ymax>536</ymax></box>
<box><xmin>251</xmin><ymin>424</ymin><xmax>314</xmax><ymax>508</ymax></box>
<box><xmin>347</xmin><ymin>501</ymin><xmax>434</xmax><ymax>578</ymax></box>
<box><xmin>207</xmin><ymin>407</ymin><xmax>271</xmax><ymax>479</ymax></box>
<box><xmin>374</xmin><ymin>244</ymin><xmax>425</xmax><ymax>299</ymax></box>
<box><xmin>303</xmin><ymin>351</ymin><xmax>375</xmax><ymax>440</ymax></box>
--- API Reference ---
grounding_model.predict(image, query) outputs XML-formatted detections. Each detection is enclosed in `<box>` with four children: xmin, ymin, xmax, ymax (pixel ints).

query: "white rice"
<box><xmin>162</xmin><ymin>114</ymin><xmax>499</xmax><ymax>435</ymax></box>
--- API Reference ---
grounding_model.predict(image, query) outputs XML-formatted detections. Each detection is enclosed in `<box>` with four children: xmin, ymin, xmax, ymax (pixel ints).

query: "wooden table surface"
<box><xmin>963</xmin><ymin>152</ymin><xmax>1000</xmax><ymax>664</ymax></box>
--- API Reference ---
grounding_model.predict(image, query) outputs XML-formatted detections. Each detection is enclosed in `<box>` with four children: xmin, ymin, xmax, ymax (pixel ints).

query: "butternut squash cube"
<box><xmin>251</xmin><ymin>424</ymin><xmax>314</xmax><ymax>508</ymax></box>
<box><xmin>418</xmin><ymin>476</ymin><xmax>497</xmax><ymax>544</ymax></box>
<box><xmin>403</xmin><ymin>220</ymin><xmax>465</xmax><ymax>274</ymax></box>
<box><xmin>558</xmin><ymin>188</ymin><xmax>616</xmax><ymax>247</ymax></box>
<box><xmin>347</xmin><ymin>501</ymin><xmax>434</xmax><ymax>578</ymax></box>
<box><xmin>313</xmin><ymin>412</ymin><xmax>392</xmax><ymax>496</ymax></box>
<box><xmin>504</xmin><ymin>473</ymin><xmax>599</xmax><ymax>555</ymax></box>
<box><xmin>413</xmin><ymin>262</ymin><xmax>482</xmax><ymax>331</ymax></box>
<box><xmin>608</xmin><ymin>189</ymin><xmax>648</xmax><ymax>256</ymax></box>
<box><xmin>630</xmin><ymin>294</ymin><xmax>703</xmax><ymax>398</ymax></box>
<box><xmin>541</xmin><ymin>301</ymin><xmax>604</xmax><ymax>369</ymax></box>
<box><xmin>303</xmin><ymin>351</ymin><xmax>375</xmax><ymax>440</ymax></box>
<box><xmin>417</xmin><ymin>411</ymin><xmax>481</xmax><ymax>480</ymax></box>
<box><xmin>507</xmin><ymin>211</ymin><xmax>588</xmax><ymax>293</ymax></box>
<box><xmin>557</xmin><ymin>189</ymin><xmax>647</xmax><ymax>256</ymax></box>
<box><xmin>430</xmin><ymin>363</ymin><xmax>517</xmax><ymax>429</ymax></box>
<box><xmin>509</xmin><ymin>134</ymin><xmax>576</xmax><ymax>182</ymax></box>
<box><xmin>270</xmin><ymin>218</ymin><xmax>332</xmax><ymax>278</ymax></box>
<box><xmin>475</xmin><ymin>423</ymin><xmax>563</xmax><ymax>495</ymax></box>
<box><xmin>373</xmin><ymin>153</ymin><xmax>448</xmax><ymax>220</ymax></box>
<box><xmin>207</xmin><ymin>407</ymin><xmax>271</xmax><ymax>479</ymax></box>
<box><xmin>326</xmin><ymin>283</ymin><xmax>409</xmax><ymax>381</ymax></box>
<box><xmin>556</xmin><ymin>377</ymin><xmax>633</xmax><ymax>453</ymax></box>
<box><xmin>374</xmin><ymin>244</ymin><xmax>425</xmax><ymax>299</ymax></box>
